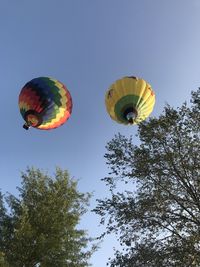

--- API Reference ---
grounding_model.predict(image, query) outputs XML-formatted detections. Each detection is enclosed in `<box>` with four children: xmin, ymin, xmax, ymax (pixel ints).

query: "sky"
<box><xmin>1</xmin><ymin>0</ymin><xmax>200</xmax><ymax>266</ymax></box>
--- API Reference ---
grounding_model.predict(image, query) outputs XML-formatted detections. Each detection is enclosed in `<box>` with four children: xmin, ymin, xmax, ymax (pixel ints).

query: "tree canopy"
<box><xmin>94</xmin><ymin>89</ymin><xmax>200</xmax><ymax>267</ymax></box>
<box><xmin>0</xmin><ymin>167</ymin><xmax>95</xmax><ymax>267</ymax></box>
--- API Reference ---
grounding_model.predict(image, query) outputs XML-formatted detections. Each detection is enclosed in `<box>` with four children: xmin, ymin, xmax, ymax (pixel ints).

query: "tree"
<box><xmin>0</xmin><ymin>252</ymin><xmax>9</xmax><ymax>267</ymax></box>
<box><xmin>0</xmin><ymin>167</ymin><xmax>95</xmax><ymax>267</ymax></box>
<box><xmin>94</xmin><ymin>89</ymin><xmax>200</xmax><ymax>267</ymax></box>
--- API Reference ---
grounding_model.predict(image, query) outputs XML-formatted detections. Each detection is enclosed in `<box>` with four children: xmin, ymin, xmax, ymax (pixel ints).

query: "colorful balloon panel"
<box><xmin>19</xmin><ymin>77</ymin><xmax>72</xmax><ymax>130</ymax></box>
<box><xmin>105</xmin><ymin>76</ymin><xmax>155</xmax><ymax>125</ymax></box>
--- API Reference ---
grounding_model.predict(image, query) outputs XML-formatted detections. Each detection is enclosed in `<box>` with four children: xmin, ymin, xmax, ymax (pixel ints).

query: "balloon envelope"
<box><xmin>105</xmin><ymin>76</ymin><xmax>155</xmax><ymax>125</ymax></box>
<box><xmin>19</xmin><ymin>77</ymin><xmax>72</xmax><ymax>130</ymax></box>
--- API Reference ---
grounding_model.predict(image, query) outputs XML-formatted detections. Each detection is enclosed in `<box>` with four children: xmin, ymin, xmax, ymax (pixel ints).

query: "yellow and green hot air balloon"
<box><xmin>105</xmin><ymin>76</ymin><xmax>155</xmax><ymax>125</ymax></box>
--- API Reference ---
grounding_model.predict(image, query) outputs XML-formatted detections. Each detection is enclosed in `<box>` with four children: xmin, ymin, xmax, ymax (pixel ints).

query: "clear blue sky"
<box><xmin>1</xmin><ymin>0</ymin><xmax>200</xmax><ymax>266</ymax></box>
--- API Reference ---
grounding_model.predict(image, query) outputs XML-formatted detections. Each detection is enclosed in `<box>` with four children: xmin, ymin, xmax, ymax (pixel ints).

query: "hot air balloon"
<box><xmin>19</xmin><ymin>77</ymin><xmax>72</xmax><ymax>130</ymax></box>
<box><xmin>105</xmin><ymin>76</ymin><xmax>155</xmax><ymax>125</ymax></box>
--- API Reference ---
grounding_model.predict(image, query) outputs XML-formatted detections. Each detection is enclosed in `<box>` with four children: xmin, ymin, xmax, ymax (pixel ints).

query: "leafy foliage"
<box><xmin>0</xmin><ymin>251</ymin><xmax>9</xmax><ymax>267</ymax></box>
<box><xmin>94</xmin><ymin>89</ymin><xmax>200</xmax><ymax>266</ymax></box>
<box><xmin>0</xmin><ymin>167</ymin><xmax>95</xmax><ymax>267</ymax></box>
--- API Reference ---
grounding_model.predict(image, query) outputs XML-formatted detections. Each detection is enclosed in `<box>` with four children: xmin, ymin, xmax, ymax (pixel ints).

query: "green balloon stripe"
<box><xmin>115</xmin><ymin>95</ymin><xmax>141</xmax><ymax>123</ymax></box>
<box><xmin>42</xmin><ymin>105</ymin><xmax>62</xmax><ymax>124</ymax></box>
<box><xmin>44</xmin><ymin>79</ymin><xmax>63</xmax><ymax>106</ymax></box>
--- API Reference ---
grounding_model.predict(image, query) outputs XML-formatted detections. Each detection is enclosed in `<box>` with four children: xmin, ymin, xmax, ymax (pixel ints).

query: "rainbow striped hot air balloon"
<box><xmin>19</xmin><ymin>77</ymin><xmax>72</xmax><ymax>130</ymax></box>
<box><xmin>105</xmin><ymin>76</ymin><xmax>155</xmax><ymax>125</ymax></box>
